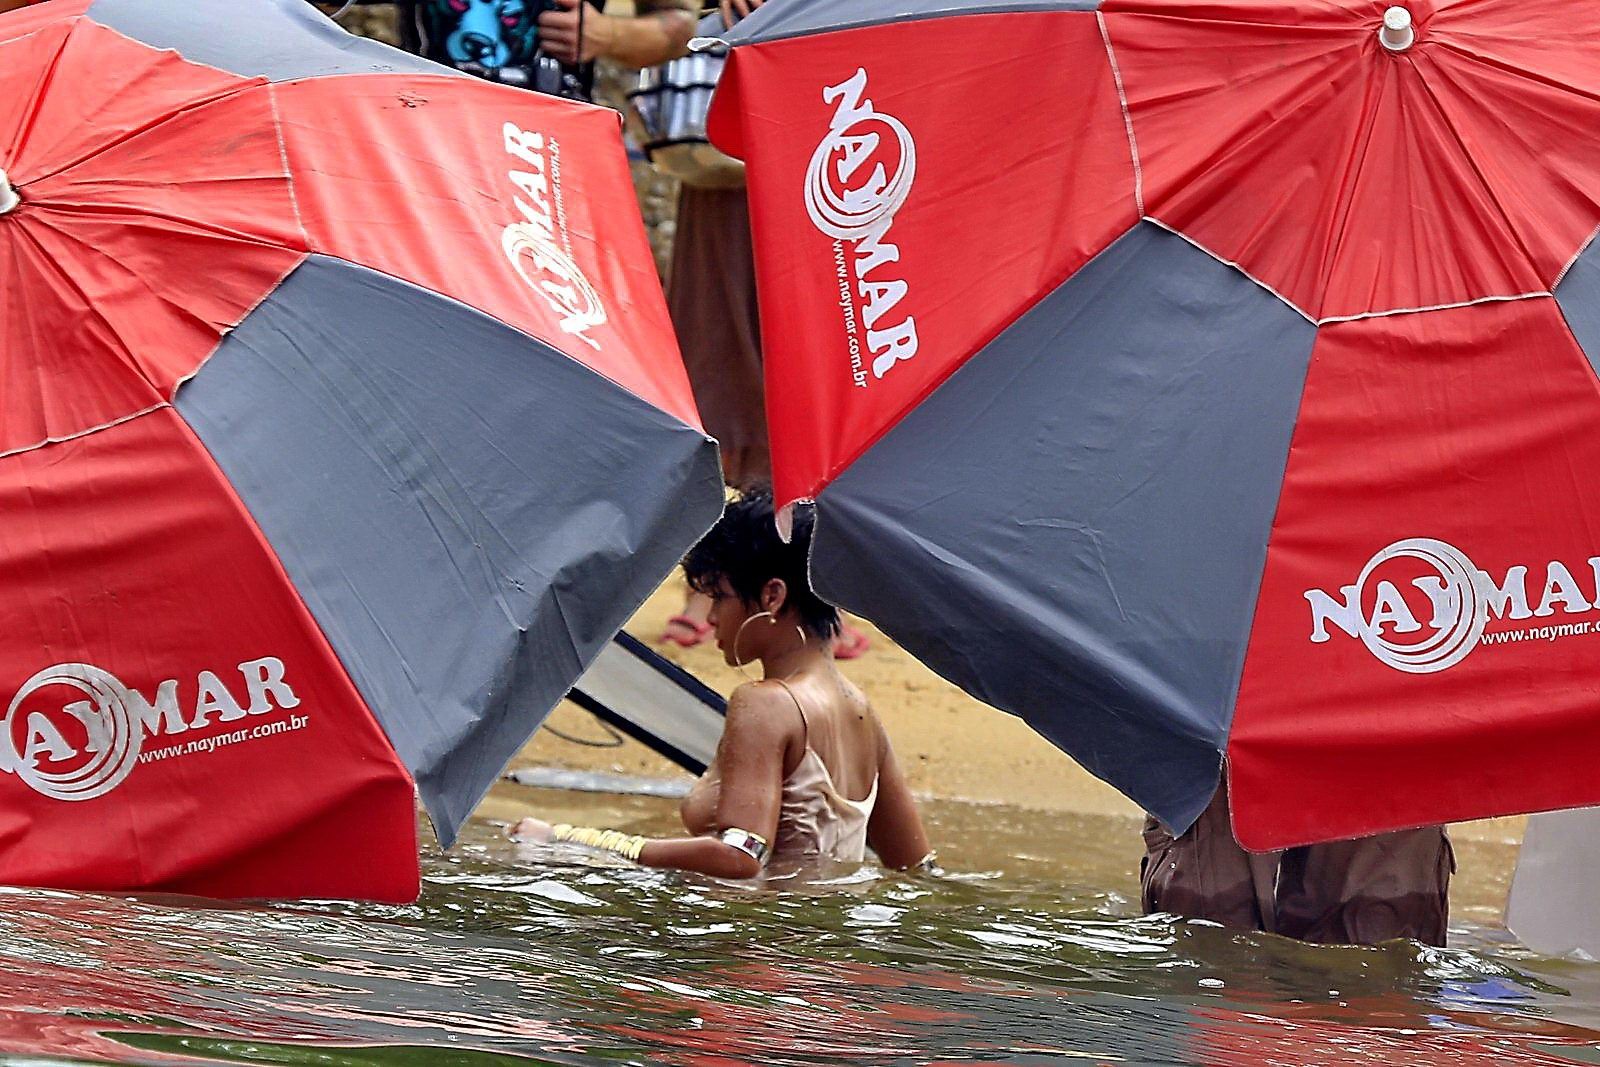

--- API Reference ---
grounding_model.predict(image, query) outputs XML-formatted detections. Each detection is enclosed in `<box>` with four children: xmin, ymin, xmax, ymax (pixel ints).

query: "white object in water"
<box><xmin>0</xmin><ymin>169</ymin><xmax>18</xmax><ymax>216</ymax></box>
<box><xmin>507</xmin><ymin>766</ymin><xmax>693</xmax><ymax>799</ymax></box>
<box><xmin>1506</xmin><ymin>806</ymin><xmax>1600</xmax><ymax>957</ymax></box>
<box><xmin>1380</xmin><ymin>6</ymin><xmax>1416</xmax><ymax>52</ymax></box>
<box><xmin>568</xmin><ymin>634</ymin><xmax>726</xmax><ymax>773</ymax></box>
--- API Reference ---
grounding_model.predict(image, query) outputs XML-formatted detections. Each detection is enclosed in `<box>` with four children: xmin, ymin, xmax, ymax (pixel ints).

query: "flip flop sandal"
<box><xmin>832</xmin><ymin>624</ymin><xmax>871</xmax><ymax>660</ymax></box>
<box><xmin>659</xmin><ymin>613</ymin><xmax>713</xmax><ymax>647</ymax></box>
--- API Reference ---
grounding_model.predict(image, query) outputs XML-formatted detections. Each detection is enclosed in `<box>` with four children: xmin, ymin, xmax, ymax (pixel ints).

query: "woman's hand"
<box><xmin>539</xmin><ymin>0</ymin><xmax>693</xmax><ymax>69</ymax></box>
<box><xmin>720</xmin><ymin>0</ymin><xmax>766</xmax><ymax>30</ymax></box>
<box><xmin>537</xmin><ymin>0</ymin><xmax>618</xmax><ymax>65</ymax></box>
<box><xmin>509</xmin><ymin>817</ymin><xmax>555</xmax><ymax>843</ymax></box>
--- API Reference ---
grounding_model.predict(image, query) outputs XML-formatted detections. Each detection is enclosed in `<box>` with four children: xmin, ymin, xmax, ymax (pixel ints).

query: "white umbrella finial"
<box><xmin>1380</xmin><ymin>6</ymin><xmax>1415</xmax><ymax>51</ymax></box>
<box><xmin>0</xmin><ymin>169</ymin><xmax>17</xmax><ymax>216</ymax></box>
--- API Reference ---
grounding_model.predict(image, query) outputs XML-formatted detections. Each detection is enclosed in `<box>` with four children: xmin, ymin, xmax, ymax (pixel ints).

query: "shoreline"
<box><xmin>500</xmin><ymin>576</ymin><xmax>1525</xmax><ymax>850</ymax></box>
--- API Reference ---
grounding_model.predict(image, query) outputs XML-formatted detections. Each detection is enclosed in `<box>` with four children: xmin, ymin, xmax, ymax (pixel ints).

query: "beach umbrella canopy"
<box><xmin>708</xmin><ymin>0</ymin><xmax>1600</xmax><ymax>848</ymax></box>
<box><xmin>0</xmin><ymin>0</ymin><xmax>721</xmax><ymax>901</ymax></box>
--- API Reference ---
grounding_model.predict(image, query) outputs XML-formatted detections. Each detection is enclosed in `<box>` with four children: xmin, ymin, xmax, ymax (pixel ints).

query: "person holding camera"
<box><xmin>394</xmin><ymin>0</ymin><xmax>697</xmax><ymax>101</ymax></box>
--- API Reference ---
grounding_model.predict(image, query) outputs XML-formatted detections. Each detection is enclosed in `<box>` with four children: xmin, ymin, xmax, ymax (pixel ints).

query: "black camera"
<box><xmin>327</xmin><ymin>1</ymin><xmax>597</xmax><ymax>102</ymax></box>
<box><xmin>429</xmin><ymin>0</ymin><xmax>595</xmax><ymax>101</ymax></box>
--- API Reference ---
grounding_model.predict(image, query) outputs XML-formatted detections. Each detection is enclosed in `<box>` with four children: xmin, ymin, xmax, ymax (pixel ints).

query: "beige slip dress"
<box><xmin>682</xmin><ymin>679</ymin><xmax>878</xmax><ymax>865</ymax></box>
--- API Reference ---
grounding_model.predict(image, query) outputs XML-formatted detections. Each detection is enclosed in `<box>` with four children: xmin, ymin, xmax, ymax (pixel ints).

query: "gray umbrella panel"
<box><xmin>722</xmin><ymin>0</ymin><xmax>1099</xmax><ymax>46</ymax></box>
<box><xmin>177</xmin><ymin>257</ymin><xmax>723</xmax><ymax>846</ymax></box>
<box><xmin>811</xmin><ymin>222</ymin><xmax>1317</xmax><ymax>833</ymax></box>
<box><xmin>84</xmin><ymin>0</ymin><xmax>452</xmax><ymax>83</ymax></box>
<box><xmin>1557</xmin><ymin>232</ymin><xmax>1600</xmax><ymax>376</ymax></box>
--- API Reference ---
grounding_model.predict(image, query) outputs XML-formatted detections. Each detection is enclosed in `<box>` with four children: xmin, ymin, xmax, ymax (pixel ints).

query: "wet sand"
<box><xmin>490</xmin><ymin>575</ymin><xmax>1525</xmax><ymax>921</ymax></box>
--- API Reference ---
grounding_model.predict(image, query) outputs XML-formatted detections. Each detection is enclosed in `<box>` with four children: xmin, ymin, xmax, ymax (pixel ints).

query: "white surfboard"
<box><xmin>566</xmin><ymin>632</ymin><xmax>726</xmax><ymax>774</ymax></box>
<box><xmin>1506</xmin><ymin>807</ymin><xmax>1600</xmax><ymax>958</ymax></box>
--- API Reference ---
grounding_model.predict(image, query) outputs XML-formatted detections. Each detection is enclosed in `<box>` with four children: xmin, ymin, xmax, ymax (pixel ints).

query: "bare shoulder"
<box><xmin>716</xmin><ymin>682</ymin><xmax>804</xmax><ymax>774</ymax></box>
<box><xmin>722</xmin><ymin>681</ymin><xmax>804</xmax><ymax>739</ymax></box>
<box><xmin>833</xmin><ymin>676</ymin><xmax>889</xmax><ymax>757</ymax></box>
<box><xmin>841</xmin><ymin>677</ymin><xmax>878</xmax><ymax>723</ymax></box>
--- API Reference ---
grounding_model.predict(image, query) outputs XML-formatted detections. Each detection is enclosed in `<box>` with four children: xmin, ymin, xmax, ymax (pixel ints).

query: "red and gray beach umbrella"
<box><xmin>709</xmin><ymin>0</ymin><xmax>1600</xmax><ymax>848</ymax></box>
<box><xmin>0</xmin><ymin>0</ymin><xmax>720</xmax><ymax>901</ymax></box>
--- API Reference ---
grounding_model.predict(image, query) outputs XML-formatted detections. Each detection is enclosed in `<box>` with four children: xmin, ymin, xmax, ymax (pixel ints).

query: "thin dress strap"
<box><xmin>769</xmin><ymin>678</ymin><xmax>809</xmax><ymax>747</ymax></box>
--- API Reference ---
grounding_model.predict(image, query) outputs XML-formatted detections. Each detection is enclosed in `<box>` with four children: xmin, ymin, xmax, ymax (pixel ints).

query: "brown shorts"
<box><xmin>1141</xmin><ymin>782</ymin><xmax>1453</xmax><ymax>946</ymax></box>
<box><xmin>1141</xmin><ymin>785</ymin><xmax>1279</xmax><ymax>933</ymax></box>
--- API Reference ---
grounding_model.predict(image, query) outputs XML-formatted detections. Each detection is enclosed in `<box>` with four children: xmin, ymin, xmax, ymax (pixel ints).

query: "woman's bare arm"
<box><xmin>866</xmin><ymin>722</ymin><xmax>932</xmax><ymax>870</ymax></box>
<box><xmin>626</xmin><ymin>683</ymin><xmax>798</xmax><ymax>877</ymax></box>
<box><xmin>537</xmin><ymin>0</ymin><xmax>696</xmax><ymax>68</ymax></box>
<box><xmin>637</xmin><ymin>835</ymin><xmax>760</xmax><ymax>879</ymax></box>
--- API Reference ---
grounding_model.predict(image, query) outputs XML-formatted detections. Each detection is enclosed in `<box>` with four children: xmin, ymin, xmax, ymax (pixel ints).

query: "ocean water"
<box><xmin>3</xmin><ymin>785</ymin><xmax>1598</xmax><ymax>1066</ymax></box>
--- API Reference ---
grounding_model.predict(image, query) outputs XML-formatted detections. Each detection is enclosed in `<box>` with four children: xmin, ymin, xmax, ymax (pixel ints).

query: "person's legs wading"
<box><xmin>1141</xmin><ymin>781</ymin><xmax>1278</xmax><ymax>934</ymax></box>
<box><xmin>1274</xmin><ymin>827</ymin><xmax>1454</xmax><ymax>946</ymax></box>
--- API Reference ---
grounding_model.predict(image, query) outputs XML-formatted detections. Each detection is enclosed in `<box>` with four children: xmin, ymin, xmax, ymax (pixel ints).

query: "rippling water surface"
<box><xmin>4</xmin><ymin>784</ymin><xmax>1600</xmax><ymax>1066</ymax></box>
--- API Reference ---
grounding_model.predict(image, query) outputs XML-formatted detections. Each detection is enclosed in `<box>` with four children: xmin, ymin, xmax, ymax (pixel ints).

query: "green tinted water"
<box><xmin>3</xmin><ymin>785</ymin><xmax>1598</xmax><ymax>1066</ymax></box>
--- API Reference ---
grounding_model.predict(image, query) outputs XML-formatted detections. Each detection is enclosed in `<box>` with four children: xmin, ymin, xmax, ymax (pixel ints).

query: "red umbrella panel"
<box><xmin>0</xmin><ymin>0</ymin><xmax>722</xmax><ymax>900</ymax></box>
<box><xmin>708</xmin><ymin>0</ymin><xmax>1600</xmax><ymax>847</ymax></box>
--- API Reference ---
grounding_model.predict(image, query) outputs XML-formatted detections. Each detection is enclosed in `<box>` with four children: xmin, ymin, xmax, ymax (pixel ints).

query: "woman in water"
<box><xmin>513</xmin><ymin>487</ymin><xmax>932</xmax><ymax>879</ymax></box>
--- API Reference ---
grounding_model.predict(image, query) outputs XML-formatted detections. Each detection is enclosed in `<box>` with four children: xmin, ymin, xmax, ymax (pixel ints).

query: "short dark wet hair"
<box><xmin>683</xmin><ymin>485</ymin><xmax>842</xmax><ymax>640</ymax></box>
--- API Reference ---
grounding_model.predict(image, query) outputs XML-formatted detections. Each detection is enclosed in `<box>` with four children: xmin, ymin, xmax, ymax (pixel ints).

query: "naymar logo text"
<box><xmin>0</xmin><ymin>657</ymin><xmax>305</xmax><ymax>801</ymax></box>
<box><xmin>1306</xmin><ymin>538</ymin><xmax>1600</xmax><ymax>673</ymax></box>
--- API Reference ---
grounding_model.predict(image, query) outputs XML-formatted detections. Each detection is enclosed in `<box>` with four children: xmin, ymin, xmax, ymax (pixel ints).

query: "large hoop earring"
<box><xmin>731</xmin><ymin>611</ymin><xmax>774</xmax><ymax>680</ymax></box>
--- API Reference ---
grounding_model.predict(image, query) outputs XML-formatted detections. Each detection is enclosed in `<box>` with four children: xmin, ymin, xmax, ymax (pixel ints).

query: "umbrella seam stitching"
<box><xmin>287</xmin><ymin>255</ymin><xmax>712</xmax><ymax>434</ymax></box>
<box><xmin>1554</xmin><ymin>223</ymin><xmax>1600</xmax><ymax>290</ymax></box>
<box><xmin>721</xmin><ymin>3</ymin><xmax>1104</xmax><ymax>49</ymax></box>
<box><xmin>1097</xmin><ymin>11</ymin><xmax>1144</xmax><ymax>217</ymax></box>
<box><xmin>1097</xmin><ymin>18</ymin><xmax>1595</xmax><ymax>326</ymax></box>
<box><xmin>86</xmin><ymin>18</ymin><xmax>271</xmax><ymax>88</ymax></box>
<box><xmin>155</xmin><ymin>82</ymin><xmax>319</xmax><ymax>405</ymax></box>
<box><xmin>1140</xmin><ymin>216</ymin><xmax>1316</xmax><ymax>324</ymax></box>
<box><xmin>4</xmin><ymin>16</ymin><xmax>78</xmax><ymax>173</ymax></box>
<box><xmin>168</xmin><ymin>255</ymin><xmax>312</xmax><ymax>403</ymax></box>
<box><xmin>1317</xmin><ymin>291</ymin><xmax>1552</xmax><ymax>324</ymax></box>
<box><xmin>0</xmin><ymin>403</ymin><xmax>170</xmax><ymax>463</ymax></box>
<box><xmin>1139</xmin><ymin>218</ymin><xmax>1555</xmax><ymax>324</ymax></box>
<box><xmin>17</xmin><ymin>30</ymin><xmax>263</xmax><ymax>189</ymax></box>
<box><xmin>267</xmin><ymin>82</ymin><xmax>311</xmax><ymax>247</ymax></box>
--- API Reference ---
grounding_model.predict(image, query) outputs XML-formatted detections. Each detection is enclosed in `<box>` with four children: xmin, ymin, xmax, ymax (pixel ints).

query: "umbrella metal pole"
<box><xmin>0</xmin><ymin>169</ymin><xmax>17</xmax><ymax>216</ymax></box>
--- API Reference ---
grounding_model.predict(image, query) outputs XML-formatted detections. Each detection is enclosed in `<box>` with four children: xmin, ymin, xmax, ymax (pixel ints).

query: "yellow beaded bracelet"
<box><xmin>551</xmin><ymin>823</ymin><xmax>647</xmax><ymax>862</ymax></box>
